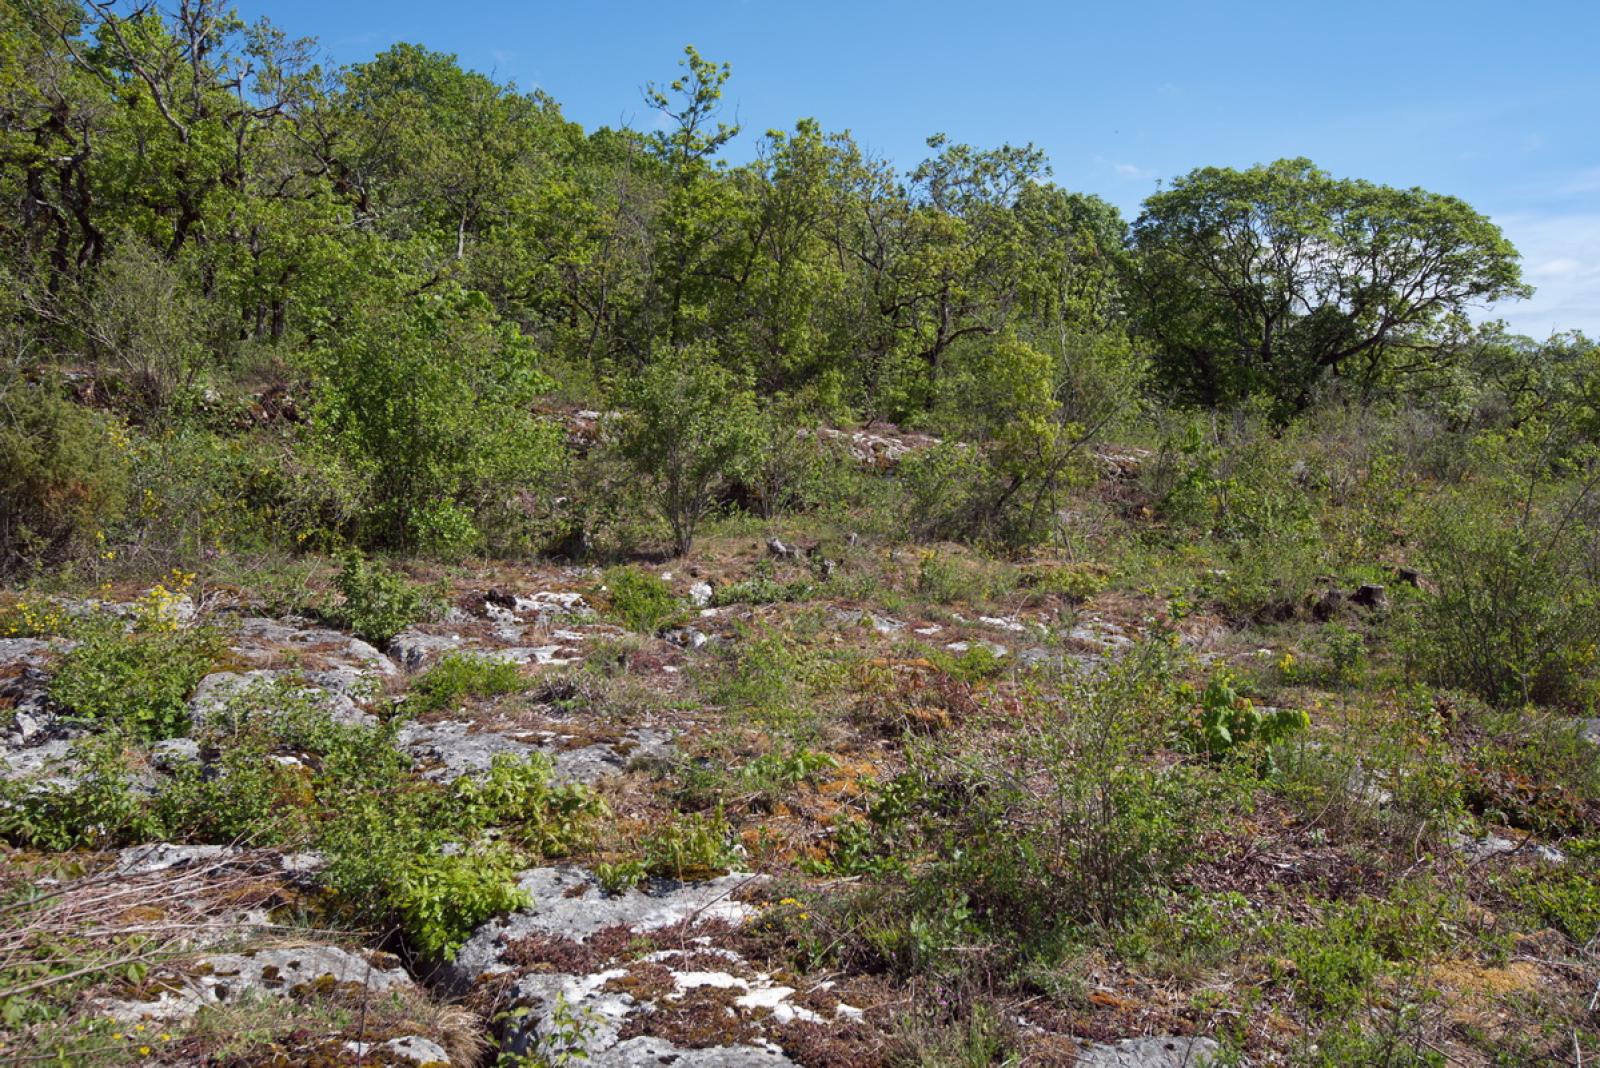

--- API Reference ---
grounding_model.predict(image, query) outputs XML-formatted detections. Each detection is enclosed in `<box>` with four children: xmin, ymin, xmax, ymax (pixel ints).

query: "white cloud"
<box><xmin>1560</xmin><ymin>166</ymin><xmax>1600</xmax><ymax>195</ymax></box>
<box><xmin>1485</xmin><ymin>212</ymin><xmax>1600</xmax><ymax>338</ymax></box>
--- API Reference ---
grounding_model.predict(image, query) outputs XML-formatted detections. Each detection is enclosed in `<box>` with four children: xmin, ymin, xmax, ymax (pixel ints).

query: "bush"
<box><xmin>306</xmin><ymin>281</ymin><xmax>563</xmax><ymax>554</ymax></box>
<box><xmin>601</xmin><ymin>566</ymin><xmax>681</xmax><ymax>634</ymax></box>
<box><xmin>0</xmin><ymin>736</ymin><xmax>157</xmax><ymax>850</ymax></box>
<box><xmin>1413</xmin><ymin>485</ymin><xmax>1600</xmax><ymax>708</ymax></box>
<box><xmin>832</xmin><ymin>645</ymin><xmax>1218</xmax><ymax>940</ymax></box>
<box><xmin>642</xmin><ymin>809</ymin><xmax>740</xmax><ymax>880</ymax></box>
<box><xmin>328</xmin><ymin>550</ymin><xmax>431</xmax><ymax>644</ymax></box>
<box><xmin>406</xmin><ymin>652</ymin><xmax>527</xmax><ymax>714</ymax></box>
<box><xmin>48</xmin><ymin>613</ymin><xmax>220</xmax><ymax>741</ymax></box>
<box><xmin>611</xmin><ymin>344</ymin><xmax>762</xmax><ymax>555</ymax></box>
<box><xmin>0</xmin><ymin>375</ymin><xmax>128</xmax><ymax>572</ymax></box>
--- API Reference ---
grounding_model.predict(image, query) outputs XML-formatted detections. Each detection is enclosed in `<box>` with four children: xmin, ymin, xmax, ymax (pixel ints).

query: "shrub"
<box><xmin>48</xmin><ymin>616</ymin><xmax>220</xmax><ymax>741</ymax></box>
<box><xmin>82</xmin><ymin>238</ymin><xmax>223</xmax><ymax>423</ymax></box>
<box><xmin>838</xmin><ymin>645</ymin><xmax>1218</xmax><ymax>939</ymax></box>
<box><xmin>1181</xmin><ymin>671</ymin><xmax>1309</xmax><ymax>769</ymax></box>
<box><xmin>406</xmin><ymin>652</ymin><xmax>527</xmax><ymax>714</ymax></box>
<box><xmin>0</xmin><ymin>736</ymin><xmax>157</xmax><ymax>850</ymax></box>
<box><xmin>1413</xmin><ymin>487</ymin><xmax>1600</xmax><ymax>709</ymax></box>
<box><xmin>611</xmin><ymin>344</ymin><xmax>762</xmax><ymax>555</ymax></box>
<box><xmin>306</xmin><ymin>281</ymin><xmax>563</xmax><ymax>554</ymax></box>
<box><xmin>328</xmin><ymin>550</ymin><xmax>431</xmax><ymax>644</ymax></box>
<box><xmin>642</xmin><ymin>809</ymin><xmax>740</xmax><ymax>880</ymax></box>
<box><xmin>601</xmin><ymin>566</ymin><xmax>681</xmax><ymax>634</ymax></box>
<box><xmin>450</xmin><ymin>754</ymin><xmax>604</xmax><ymax>856</ymax></box>
<box><xmin>0</xmin><ymin>375</ymin><xmax>128</xmax><ymax>572</ymax></box>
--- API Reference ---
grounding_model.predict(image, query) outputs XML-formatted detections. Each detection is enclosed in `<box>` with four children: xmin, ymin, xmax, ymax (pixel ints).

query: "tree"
<box><xmin>611</xmin><ymin>343</ymin><xmax>760</xmax><ymax>555</ymax></box>
<box><xmin>305</xmin><ymin>277</ymin><xmax>561</xmax><ymax>554</ymax></box>
<box><xmin>1128</xmin><ymin>158</ymin><xmax>1529</xmax><ymax>413</ymax></box>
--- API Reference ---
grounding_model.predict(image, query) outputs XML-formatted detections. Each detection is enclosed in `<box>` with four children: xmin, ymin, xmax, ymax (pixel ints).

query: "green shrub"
<box><xmin>406</xmin><ymin>652</ymin><xmax>526</xmax><ymax>713</ymax></box>
<box><xmin>391</xmin><ymin>845</ymin><xmax>530</xmax><ymax>959</ymax></box>
<box><xmin>328</xmin><ymin>550</ymin><xmax>431</xmax><ymax>644</ymax></box>
<box><xmin>601</xmin><ymin>566</ymin><xmax>681</xmax><ymax>634</ymax></box>
<box><xmin>306</xmin><ymin>281</ymin><xmax>563</xmax><ymax>554</ymax></box>
<box><xmin>1414</xmin><ymin>489</ymin><xmax>1600</xmax><ymax>709</ymax></box>
<box><xmin>612</xmin><ymin>344</ymin><xmax>762</xmax><ymax>555</ymax></box>
<box><xmin>711</xmin><ymin>573</ymin><xmax>814</xmax><ymax>607</ymax></box>
<box><xmin>1181</xmin><ymin>671</ymin><xmax>1309</xmax><ymax>768</ymax></box>
<box><xmin>0</xmin><ymin>375</ymin><xmax>128</xmax><ymax>572</ymax></box>
<box><xmin>594</xmin><ymin>858</ymin><xmax>648</xmax><ymax>896</ymax></box>
<box><xmin>642</xmin><ymin>809</ymin><xmax>740</xmax><ymax>880</ymax></box>
<box><xmin>0</xmin><ymin>736</ymin><xmax>157</xmax><ymax>850</ymax></box>
<box><xmin>450</xmin><ymin>754</ymin><xmax>605</xmax><ymax>856</ymax></box>
<box><xmin>48</xmin><ymin>619</ymin><xmax>220</xmax><ymax>741</ymax></box>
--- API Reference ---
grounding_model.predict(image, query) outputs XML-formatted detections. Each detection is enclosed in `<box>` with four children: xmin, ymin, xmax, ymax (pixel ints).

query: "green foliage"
<box><xmin>328</xmin><ymin>550</ymin><xmax>431</xmax><ymax>644</ymax></box>
<box><xmin>1504</xmin><ymin>865</ymin><xmax>1600</xmax><ymax>944</ymax></box>
<box><xmin>1130</xmin><ymin>157</ymin><xmax>1528</xmax><ymax>413</ymax></box>
<box><xmin>0</xmin><ymin>375</ymin><xmax>128</xmax><ymax>572</ymax></box>
<box><xmin>611</xmin><ymin>345</ymin><xmax>762</xmax><ymax>554</ymax></box>
<box><xmin>601</xmin><ymin>566</ymin><xmax>682</xmax><ymax>634</ymax></box>
<box><xmin>1182</xmin><ymin>671</ymin><xmax>1309</xmax><ymax>767</ymax></box>
<box><xmin>1413</xmin><ymin>483</ymin><xmax>1600</xmax><ymax>709</ymax></box>
<box><xmin>47</xmin><ymin>618</ymin><xmax>219</xmax><ymax>741</ymax></box>
<box><xmin>451</xmin><ymin>753</ymin><xmax>605</xmax><ymax>856</ymax></box>
<box><xmin>307</xmin><ymin>281</ymin><xmax>562</xmax><ymax>554</ymax></box>
<box><xmin>390</xmin><ymin>844</ymin><xmax>530</xmax><ymax>960</ymax></box>
<box><xmin>642</xmin><ymin>809</ymin><xmax>740</xmax><ymax>880</ymax></box>
<box><xmin>406</xmin><ymin>652</ymin><xmax>527</xmax><ymax>713</ymax></box>
<box><xmin>711</xmin><ymin>569</ymin><xmax>814</xmax><ymax>607</ymax></box>
<box><xmin>0</xmin><ymin>736</ymin><xmax>157</xmax><ymax>851</ymax></box>
<box><xmin>594</xmin><ymin>859</ymin><xmax>648</xmax><ymax>896</ymax></box>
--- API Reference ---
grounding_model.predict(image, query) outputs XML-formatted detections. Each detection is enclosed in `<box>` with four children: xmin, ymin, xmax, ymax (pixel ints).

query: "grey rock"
<box><xmin>188</xmin><ymin>670</ymin><xmax>374</xmax><ymax>729</ymax></box>
<box><xmin>114</xmin><ymin>842</ymin><xmax>238</xmax><ymax>876</ymax></box>
<box><xmin>1076</xmin><ymin>1036</ymin><xmax>1222</xmax><ymax>1068</ymax></box>
<box><xmin>666</xmin><ymin>627</ymin><xmax>709</xmax><ymax>650</ymax></box>
<box><xmin>446</xmin><ymin>866</ymin><xmax>759</xmax><ymax>990</ymax></box>
<box><xmin>149</xmin><ymin>737</ymin><xmax>201</xmax><ymax>770</ymax></box>
<box><xmin>390</xmin><ymin>629</ymin><xmax>465</xmax><ymax>672</ymax></box>
<box><xmin>1580</xmin><ymin>718</ymin><xmax>1600</xmax><ymax>746</ymax></box>
<box><xmin>398</xmin><ymin>720</ymin><xmax>537</xmax><ymax>782</ymax></box>
<box><xmin>98</xmin><ymin>944</ymin><xmax>417</xmax><ymax>1024</ymax></box>
<box><xmin>1453</xmin><ymin>832</ymin><xmax>1565</xmax><ymax>865</ymax></box>
<box><xmin>944</xmin><ymin>640</ymin><xmax>1008</xmax><ymax>658</ymax></box>
<box><xmin>345</xmin><ymin>1036</ymin><xmax>451</xmax><ymax>1065</ymax></box>
<box><xmin>0</xmin><ymin>737</ymin><xmax>78</xmax><ymax>783</ymax></box>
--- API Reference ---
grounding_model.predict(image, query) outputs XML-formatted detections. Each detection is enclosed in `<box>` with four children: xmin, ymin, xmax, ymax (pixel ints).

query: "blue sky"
<box><xmin>235</xmin><ymin>0</ymin><xmax>1600</xmax><ymax>337</ymax></box>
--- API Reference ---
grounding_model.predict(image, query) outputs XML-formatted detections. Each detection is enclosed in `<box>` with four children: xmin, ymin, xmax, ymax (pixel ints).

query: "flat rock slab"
<box><xmin>98</xmin><ymin>945</ymin><xmax>416</xmax><ymax>1025</ymax></box>
<box><xmin>1077</xmin><ymin>1037</ymin><xmax>1222</xmax><ymax>1068</ymax></box>
<box><xmin>230</xmin><ymin>618</ymin><xmax>396</xmax><ymax>675</ymax></box>
<box><xmin>447</xmin><ymin>866</ymin><xmax>759</xmax><ymax>989</ymax></box>
<box><xmin>344</xmin><ymin>1035</ymin><xmax>452</xmax><ymax>1065</ymax></box>
<box><xmin>398</xmin><ymin>721</ymin><xmax>673</xmax><ymax>785</ymax></box>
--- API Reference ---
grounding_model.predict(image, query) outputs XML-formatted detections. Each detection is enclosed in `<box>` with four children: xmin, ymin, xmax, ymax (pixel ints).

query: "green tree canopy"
<box><xmin>1128</xmin><ymin>158</ymin><xmax>1529</xmax><ymax>413</ymax></box>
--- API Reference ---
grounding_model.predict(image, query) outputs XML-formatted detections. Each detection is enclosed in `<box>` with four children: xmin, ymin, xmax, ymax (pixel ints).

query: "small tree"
<box><xmin>612</xmin><ymin>344</ymin><xmax>760</xmax><ymax>555</ymax></box>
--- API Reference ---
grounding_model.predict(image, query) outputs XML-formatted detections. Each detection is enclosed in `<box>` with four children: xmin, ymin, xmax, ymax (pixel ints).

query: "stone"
<box><xmin>114</xmin><ymin>842</ymin><xmax>238</xmax><ymax>876</ymax></box>
<box><xmin>1351</xmin><ymin>583</ymin><xmax>1389</xmax><ymax>611</ymax></box>
<box><xmin>688</xmin><ymin>581</ymin><xmax>714</xmax><ymax>607</ymax></box>
<box><xmin>389</xmin><ymin>629</ymin><xmax>465</xmax><ymax>672</ymax></box>
<box><xmin>188</xmin><ymin>670</ymin><xmax>373</xmax><ymax>729</ymax></box>
<box><xmin>1452</xmin><ymin>832</ymin><xmax>1566</xmax><ymax>866</ymax></box>
<box><xmin>397</xmin><ymin>720</ymin><xmax>537</xmax><ymax>782</ymax></box>
<box><xmin>1076</xmin><ymin>1036</ymin><xmax>1222</xmax><ymax>1068</ymax></box>
<box><xmin>945</xmin><ymin>640</ymin><xmax>1008</xmax><ymax>658</ymax></box>
<box><xmin>345</xmin><ymin>1035</ymin><xmax>451</xmax><ymax>1065</ymax></box>
<box><xmin>97</xmin><ymin>945</ymin><xmax>417</xmax><ymax>1024</ymax></box>
<box><xmin>446</xmin><ymin>866</ymin><xmax>761</xmax><ymax>989</ymax></box>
